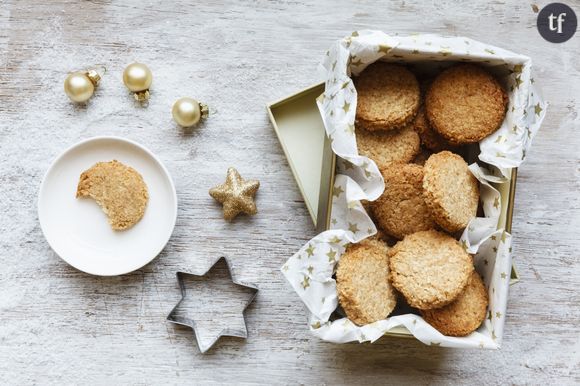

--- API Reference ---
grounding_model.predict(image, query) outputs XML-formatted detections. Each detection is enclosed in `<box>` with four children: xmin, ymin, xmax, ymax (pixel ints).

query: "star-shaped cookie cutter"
<box><xmin>167</xmin><ymin>256</ymin><xmax>258</xmax><ymax>353</ymax></box>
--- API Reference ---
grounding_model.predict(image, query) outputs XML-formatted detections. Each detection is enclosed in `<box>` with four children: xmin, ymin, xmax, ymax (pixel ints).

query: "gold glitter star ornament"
<box><xmin>209</xmin><ymin>167</ymin><xmax>260</xmax><ymax>221</ymax></box>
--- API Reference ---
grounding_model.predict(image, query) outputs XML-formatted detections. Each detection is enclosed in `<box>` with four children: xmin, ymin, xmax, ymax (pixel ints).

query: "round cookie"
<box><xmin>388</xmin><ymin>230</ymin><xmax>473</xmax><ymax>310</ymax></box>
<box><xmin>425</xmin><ymin>64</ymin><xmax>508</xmax><ymax>144</ymax></box>
<box><xmin>421</xmin><ymin>271</ymin><xmax>488</xmax><ymax>336</ymax></box>
<box><xmin>336</xmin><ymin>238</ymin><xmax>397</xmax><ymax>325</ymax></box>
<box><xmin>357</xmin><ymin>124</ymin><xmax>420</xmax><ymax>170</ymax></box>
<box><xmin>371</xmin><ymin>164</ymin><xmax>436</xmax><ymax>240</ymax></box>
<box><xmin>413</xmin><ymin>105</ymin><xmax>457</xmax><ymax>152</ymax></box>
<box><xmin>355</xmin><ymin>62</ymin><xmax>420</xmax><ymax>131</ymax></box>
<box><xmin>423</xmin><ymin>151</ymin><xmax>479</xmax><ymax>233</ymax></box>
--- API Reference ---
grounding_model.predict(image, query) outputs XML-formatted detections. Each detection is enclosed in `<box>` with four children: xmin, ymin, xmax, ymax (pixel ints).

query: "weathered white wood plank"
<box><xmin>0</xmin><ymin>0</ymin><xmax>579</xmax><ymax>384</ymax></box>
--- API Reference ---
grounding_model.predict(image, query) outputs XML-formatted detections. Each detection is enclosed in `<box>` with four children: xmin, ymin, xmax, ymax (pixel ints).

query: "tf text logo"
<box><xmin>537</xmin><ymin>3</ymin><xmax>577</xmax><ymax>43</ymax></box>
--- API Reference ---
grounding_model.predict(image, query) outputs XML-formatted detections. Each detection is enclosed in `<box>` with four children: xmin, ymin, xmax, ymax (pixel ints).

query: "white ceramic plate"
<box><xmin>38</xmin><ymin>136</ymin><xmax>178</xmax><ymax>276</ymax></box>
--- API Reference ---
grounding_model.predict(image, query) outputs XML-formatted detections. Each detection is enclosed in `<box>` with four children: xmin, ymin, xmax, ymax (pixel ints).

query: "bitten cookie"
<box><xmin>355</xmin><ymin>62</ymin><xmax>420</xmax><ymax>131</ymax></box>
<box><xmin>389</xmin><ymin>230</ymin><xmax>473</xmax><ymax>310</ymax></box>
<box><xmin>337</xmin><ymin>238</ymin><xmax>397</xmax><ymax>325</ymax></box>
<box><xmin>356</xmin><ymin>124</ymin><xmax>420</xmax><ymax>170</ymax></box>
<box><xmin>413</xmin><ymin>105</ymin><xmax>457</xmax><ymax>152</ymax></box>
<box><xmin>421</xmin><ymin>271</ymin><xmax>488</xmax><ymax>337</ymax></box>
<box><xmin>76</xmin><ymin>160</ymin><xmax>149</xmax><ymax>231</ymax></box>
<box><xmin>423</xmin><ymin>151</ymin><xmax>479</xmax><ymax>233</ymax></box>
<box><xmin>425</xmin><ymin>64</ymin><xmax>508</xmax><ymax>144</ymax></box>
<box><xmin>371</xmin><ymin>164</ymin><xmax>436</xmax><ymax>240</ymax></box>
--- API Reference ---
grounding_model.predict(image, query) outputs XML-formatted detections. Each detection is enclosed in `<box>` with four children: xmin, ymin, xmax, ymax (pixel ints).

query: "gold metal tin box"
<box><xmin>267</xmin><ymin>83</ymin><xmax>519</xmax><ymax>285</ymax></box>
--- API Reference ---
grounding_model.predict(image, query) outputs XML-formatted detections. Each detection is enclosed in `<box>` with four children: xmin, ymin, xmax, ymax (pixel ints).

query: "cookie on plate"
<box><xmin>355</xmin><ymin>62</ymin><xmax>420</xmax><ymax>131</ymax></box>
<box><xmin>356</xmin><ymin>124</ymin><xmax>420</xmax><ymax>170</ymax></box>
<box><xmin>389</xmin><ymin>230</ymin><xmax>473</xmax><ymax>310</ymax></box>
<box><xmin>421</xmin><ymin>271</ymin><xmax>488</xmax><ymax>337</ymax></box>
<box><xmin>423</xmin><ymin>151</ymin><xmax>479</xmax><ymax>233</ymax></box>
<box><xmin>76</xmin><ymin>160</ymin><xmax>149</xmax><ymax>230</ymax></box>
<box><xmin>425</xmin><ymin>64</ymin><xmax>508</xmax><ymax>144</ymax></box>
<box><xmin>413</xmin><ymin>105</ymin><xmax>457</xmax><ymax>152</ymax></box>
<box><xmin>371</xmin><ymin>164</ymin><xmax>435</xmax><ymax>240</ymax></box>
<box><xmin>337</xmin><ymin>238</ymin><xmax>397</xmax><ymax>325</ymax></box>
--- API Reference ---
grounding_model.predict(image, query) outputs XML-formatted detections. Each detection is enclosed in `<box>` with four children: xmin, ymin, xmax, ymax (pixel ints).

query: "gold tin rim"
<box><xmin>267</xmin><ymin>83</ymin><xmax>336</xmax><ymax>233</ymax></box>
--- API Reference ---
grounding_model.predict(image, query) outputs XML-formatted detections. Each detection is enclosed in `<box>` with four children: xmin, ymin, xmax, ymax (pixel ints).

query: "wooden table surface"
<box><xmin>1</xmin><ymin>1</ymin><xmax>578</xmax><ymax>384</ymax></box>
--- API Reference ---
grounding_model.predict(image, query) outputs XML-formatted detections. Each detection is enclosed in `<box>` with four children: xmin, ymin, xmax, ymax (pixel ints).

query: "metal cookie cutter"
<box><xmin>167</xmin><ymin>256</ymin><xmax>258</xmax><ymax>353</ymax></box>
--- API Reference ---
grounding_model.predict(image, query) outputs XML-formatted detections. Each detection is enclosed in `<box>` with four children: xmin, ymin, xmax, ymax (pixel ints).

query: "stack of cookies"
<box><xmin>337</xmin><ymin>62</ymin><xmax>508</xmax><ymax>337</ymax></box>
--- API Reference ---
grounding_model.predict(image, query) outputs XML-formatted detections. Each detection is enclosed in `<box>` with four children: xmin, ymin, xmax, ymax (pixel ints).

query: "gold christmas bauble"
<box><xmin>172</xmin><ymin>97</ymin><xmax>202</xmax><ymax>127</ymax></box>
<box><xmin>123</xmin><ymin>62</ymin><xmax>152</xmax><ymax>92</ymax></box>
<box><xmin>64</xmin><ymin>72</ymin><xmax>95</xmax><ymax>103</ymax></box>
